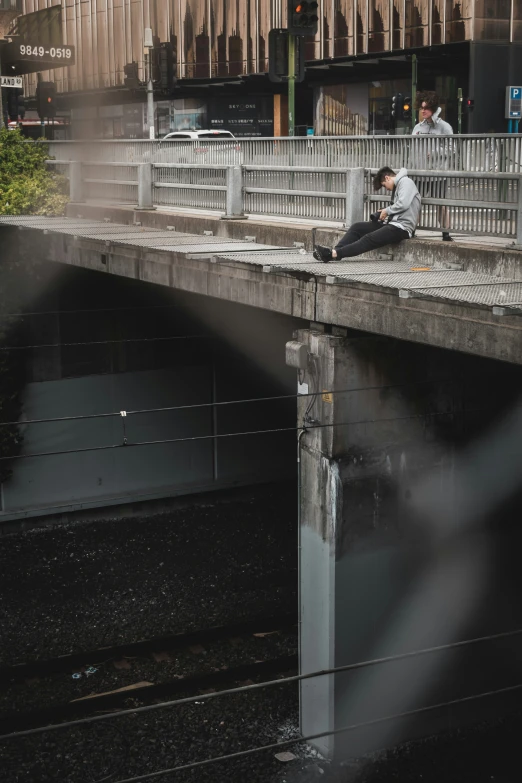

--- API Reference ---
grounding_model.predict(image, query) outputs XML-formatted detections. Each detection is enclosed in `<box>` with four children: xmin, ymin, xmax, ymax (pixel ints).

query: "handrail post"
<box><xmin>222</xmin><ymin>165</ymin><xmax>244</xmax><ymax>219</ymax></box>
<box><xmin>137</xmin><ymin>162</ymin><xmax>155</xmax><ymax>210</ymax></box>
<box><xmin>344</xmin><ymin>167</ymin><xmax>364</xmax><ymax>228</ymax></box>
<box><xmin>516</xmin><ymin>175</ymin><xmax>522</xmax><ymax>248</ymax></box>
<box><xmin>69</xmin><ymin>161</ymin><xmax>84</xmax><ymax>203</ymax></box>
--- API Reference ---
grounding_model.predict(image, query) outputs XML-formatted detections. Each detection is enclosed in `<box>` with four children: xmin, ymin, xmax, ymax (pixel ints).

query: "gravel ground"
<box><xmin>1</xmin><ymin>481</ymin><xmax>520</xmax><ymax>782</ymax></box>
<box><xmin>0</xmin><ymin>483</ymin><xmax>297</xmax><ymax>666</ymax></box>
<box><xmin>0</xmin><ymin>629</ymin><xmax>297</xmax><ymax>719</ymax></box>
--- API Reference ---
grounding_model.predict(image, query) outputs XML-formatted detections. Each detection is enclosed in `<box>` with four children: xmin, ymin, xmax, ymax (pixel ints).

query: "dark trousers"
<box><xmin>335</xmin><ymin>221</ymin><xmax>409</xmax><ymax>260</ymax></box>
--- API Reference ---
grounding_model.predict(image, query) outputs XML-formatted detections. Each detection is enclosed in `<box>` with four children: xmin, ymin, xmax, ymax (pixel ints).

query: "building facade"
<box><xmin>13</xmin><ymin>0</ymin><xmax>522</xmax><ymax>135</ymax></box>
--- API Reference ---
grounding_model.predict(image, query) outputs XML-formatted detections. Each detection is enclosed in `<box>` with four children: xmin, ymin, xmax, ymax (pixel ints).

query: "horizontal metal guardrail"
<box><xmin>43</xmin><ymin>134</ymin><xmax>522</xmax><ymax>173</ymax></box>
<box><xmin>46</xmin><ymin>160</ymin><xmax>522</xmax><ymax>243</ymax></box>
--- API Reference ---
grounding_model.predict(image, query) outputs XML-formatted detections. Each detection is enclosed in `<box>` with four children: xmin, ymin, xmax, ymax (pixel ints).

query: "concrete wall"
<box><xmin>297</xmin><ymin>330</ymin><xmax>522</xmax><ymax>758</ymax></box>
<box><xmin>0</xmin><ymin>263</ymin><xmax>304</xmax><ymax>521</ymax></box>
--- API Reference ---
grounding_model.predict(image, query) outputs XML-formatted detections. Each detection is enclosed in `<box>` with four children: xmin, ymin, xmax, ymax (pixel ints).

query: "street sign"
<box><xmin>0</xmin><ymin>76</ymin><xmax>23</xmax><ymax>89</ymax></box>
<box><xmin>505</xmin><ymin>86</ymin><xmax>522</xmax><ymax>119</ymax></box>
<box><xmin>1</xmin><ymin>41</ymin><xmax>75</xmax><ymax>75</ymax></box>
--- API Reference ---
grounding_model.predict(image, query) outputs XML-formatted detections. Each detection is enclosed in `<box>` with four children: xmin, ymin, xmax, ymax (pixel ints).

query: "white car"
<box><xmin>159</xmin><ymin>129</ymin><xmax>241</xmax><ymax>164</ymax></box>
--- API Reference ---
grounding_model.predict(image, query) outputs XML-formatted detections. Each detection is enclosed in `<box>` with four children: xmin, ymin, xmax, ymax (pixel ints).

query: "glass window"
<box><xmin>369</xmin><ymin>0</ymin><xmax>390</xmax><ymax>52</ymax></box>
<box><xmin>181</xmin><ymin>0</ymin><xmax>209</xmax><ymax>79</ymax></box>
<box><xmin>392</xmin><ymin>0</ymin><xmax>404</xmax><ymax>49</ymax></box>
<box><xmin>171</xmin><ymin>98</ymin><xmax>207</xmax><ymax>131</ymax></box>
<box><xmin>405</xmin><ymin>0</ymin><xmax>428</xmax><ymax>48</ymax></box>
<box><xmin>514</xmin><ymin>0</ymin><xmax>522</xmax><ymax>41</ymax></box>
<box><xmin>474</xmin><ymin>0</ymin><xmax>511</xmax><ymax>40</ymax></box>
<box><xmin>431</xmin><ymin>0</ymin><xmax>444</xmax><ymax>44</ymax></box>
<box><xmin>356</xmin><ymin>0</ymin><xmax>368</xmax><ymax>53</ymax></box>
<box><xmin>315</xmin><ymin>84</ymin><xmax>369</xmax><ymax>136</ymax></box>
<box><xmin>445</xmin><ymin>0</ymin><xmax>473</xmax><ymax>42</ymax></box>
<box><xmin>197</xmin><ymin>131</ymin><xmax>235</xmax><ymax>138</ymax></box>
<box><xmin>334</xmin><ymin>0</ymin><xmax>355</xmax><ymax>56</ymax></box>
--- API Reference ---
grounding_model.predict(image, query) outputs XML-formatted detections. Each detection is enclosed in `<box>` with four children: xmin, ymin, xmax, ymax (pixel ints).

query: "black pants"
<box><xmin>335</xmin><ymin>221</ymin><xmax>409</xmax><ymax>260</ymax></box>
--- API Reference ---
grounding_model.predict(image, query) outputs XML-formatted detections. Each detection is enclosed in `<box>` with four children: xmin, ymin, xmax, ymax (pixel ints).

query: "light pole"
<box><xmin>144</xmin><ymin>27</ymin><xmax>155</xmax><ymax>140</ymax></box>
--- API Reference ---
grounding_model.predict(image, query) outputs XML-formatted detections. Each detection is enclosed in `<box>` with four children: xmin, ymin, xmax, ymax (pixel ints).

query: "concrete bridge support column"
<box><xmin>295</xmin><ymin>329</ymin><xmax>522</xmax><ymax>761</ymax></box>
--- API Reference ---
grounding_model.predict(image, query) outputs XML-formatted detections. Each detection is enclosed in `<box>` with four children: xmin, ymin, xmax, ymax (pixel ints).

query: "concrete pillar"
<box><xmin>344</xmin><ymin>168</ymin><xmax>364</xmax><ymax>228</ymax></box>
<box><xmin>69</xmin><ymin>161</ymin><xmax>84</xmax><ymax>204</ymax></box>
<box><xmin>137</xmin><ymin>162</ymin><xmax>155</xmax><ymax>210</ymax></box>
<box><xmin>296</xmin><ymin>329</ymin><xmax>522</xmax><ymax>760</ymax></box>
<box><xmin>223</xmin><ymin>165</ymin><xmax>244</xmax><ymax>219</ymax></box>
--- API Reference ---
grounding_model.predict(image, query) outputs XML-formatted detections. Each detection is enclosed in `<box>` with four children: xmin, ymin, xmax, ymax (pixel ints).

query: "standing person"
<box><xmin>412</xmin><ymin>91</ymin><xmax>454</xmax><ymax>241</ymax></box>
<box><xmin>313</xmin><ymin>167</ymin><xmax>420</xmax><ymax>262</ymax></box>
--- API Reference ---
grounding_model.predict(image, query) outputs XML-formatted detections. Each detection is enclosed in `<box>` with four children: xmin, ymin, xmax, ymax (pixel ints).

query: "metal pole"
<box><xmin>0</xmin><ymin>56</ymin><xmax>4</xmax><ymax>130</ymax></box>
<box><xmin>288</xmin><ymin>33</ymin><xmax>296</xmax><ymax>137</ymax></box>
<box><xmin>457</xmin><ymin>87</ymin><xmax>462</xmax><ymax>134</ymax></box>
<box><xmin>411</xmin><ymin>53</ymin><xmax>417</xmax><ymax>132</ymax></box>
<box><xmin>147</xmin><ymin>49</ymin><xmax>155</xmax><ymax>140</ymax></box>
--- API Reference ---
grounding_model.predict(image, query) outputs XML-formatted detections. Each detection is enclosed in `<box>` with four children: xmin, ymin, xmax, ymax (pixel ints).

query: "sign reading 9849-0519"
<box><xmin>18</xmin><ymin>44</ymin><xmax>74</xmax><ymax>60</ymax></box>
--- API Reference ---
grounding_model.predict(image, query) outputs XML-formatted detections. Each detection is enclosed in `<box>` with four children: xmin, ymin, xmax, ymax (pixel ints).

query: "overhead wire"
<box><xmin>0</xmin><ymin>334</ymin><xmax>210</xmax><ymax>351</ymax></box>
<box><xmin>0</xmin><ymin>304</ymin><xmax>189</xmax><ymax>319</ymax></box>
<box><xmin>1</xmin><ymin>625</ymin><xmax>521</xmax><ymax>742</ymax></box>
<box><xmin>110</xmin><ymin>683</ymin><xmax>522</xmax><ymax>783</ymax></box>
<box><xmin>0</xmin><ymin>376</ymin><xmax>479</xmax><ymax>429</ymax></box>
<box><xmin>0</xmin><ymin>406</ymin><xmax>497</xmax><ymax>462</ymax></box>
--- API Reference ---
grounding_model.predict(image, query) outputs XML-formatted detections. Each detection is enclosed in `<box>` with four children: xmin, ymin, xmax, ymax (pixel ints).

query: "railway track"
<box><xmin>0</xmin><ymin>614</ymin><xmax>297</xmax><ymax>735</ymax></box>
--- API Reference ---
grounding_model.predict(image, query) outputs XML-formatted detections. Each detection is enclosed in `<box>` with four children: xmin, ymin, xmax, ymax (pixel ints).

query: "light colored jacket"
<box><xmin>412</xmin><ymin>107</ymin><xmax>453</xmax><ymax>135</ymax></box>
<box><xmin>384</xmin><ymin>168</ymin><xmax>421</xmax><ymax>236</ymax></box>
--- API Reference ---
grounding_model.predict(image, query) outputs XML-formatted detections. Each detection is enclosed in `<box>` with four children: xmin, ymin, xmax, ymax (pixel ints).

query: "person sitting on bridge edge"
<box><xmin>313</xmin><ymin>167</ymin><xmax>421</xmax><ymax>263</ymax></box>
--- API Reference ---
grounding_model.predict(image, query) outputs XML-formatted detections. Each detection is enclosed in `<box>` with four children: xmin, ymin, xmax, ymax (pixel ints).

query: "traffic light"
<box><xmin>156</xmin><ymin>42</ymin><xmax>176</xmax><ymax>93</ymax></box>
<box><xmin>36</xmin><ymin>81</ymin><xmax>57</xmax><ymax>120</ymax></box>
<box><xmin>391</xmin><ymin>93</ymin><xmax>404</xmax><ymax>121</ymax></box>
<box><xmin>124</xmin><ymin>62</ymin><xmax>140</xmax><ymax>89</ymax></box>
<box><xmin>269</xmin><ymin>28</ymin><xmax>305</xmax><ymax>83</ymax></box>
<box><xmin>403</xmin><ymin>96</ymin><xmax>412</xmax><ymax>121</ymax></box>
<box><xmin>6</xmin><ymin>88</ymin><xmax>24</xmax><ymax>121</ymax></box>
<box><xmin>287</xmin><ymin>0</ymin><xmax>319</xmax><ymax>36</ymax></box>
<box><xmin>465</xmin><ymin>97</ymin><xmax>474</xmax><ymax>111</ymax></box>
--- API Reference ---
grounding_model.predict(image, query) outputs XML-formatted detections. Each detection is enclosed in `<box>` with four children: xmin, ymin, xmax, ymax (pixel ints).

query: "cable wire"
<box><xmin>0</xmin><ymin>335</ymin><xmax>209</xmax><ymax>351</ymax></box>
<box><xmin>1</xmin><ymin>625</ymin><xmax>521</xmax><ymax>742</ymax></box>
<box><xmin>0</xmin><ymin>376</ymin><xmax>474</xmax><ymax>429</ymax></box>
<box><xmin>0</xmin><ymin>407</ymin><xmax>490</xmax><ymax>462</ymax></box>
<box><xmin>0</xmin><ymin>304</ymin><xmax>189</xmax><ymax>319</ymax></box>
<box><xmin>110</xmin><ymin>682</ymin><xmax>522</xmax><ymax>783</ymax></box>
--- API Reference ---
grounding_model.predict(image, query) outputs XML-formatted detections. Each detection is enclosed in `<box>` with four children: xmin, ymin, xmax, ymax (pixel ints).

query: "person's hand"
<box><xmin>379</xmin><ymin>209</ymin><xmax>388</xmax><ymax>221</ymax></box>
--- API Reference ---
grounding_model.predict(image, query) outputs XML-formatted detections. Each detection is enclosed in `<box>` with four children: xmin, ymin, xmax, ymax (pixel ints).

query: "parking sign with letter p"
<box><xmin>506</xmin><ymin>86</ymin><xmax>522</xmax><ymax>118</ymax></box>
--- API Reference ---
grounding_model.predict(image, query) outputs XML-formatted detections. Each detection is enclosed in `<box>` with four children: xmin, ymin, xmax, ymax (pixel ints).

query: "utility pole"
<box><xmin>457</xmin><ymin>87</ymin><xmax>463</xmax><ymax>134</ymax></box>
<box><xmin>287</xmin><ymin>1</ymin><xmax>318</xmax><ymax>138</ymax></box>
<box><xmin>144</xmin><ymin>27</ymin><xmax>155</xmax><ymax>140</ymax></box>
<box><xmin>411</xmin><ymin>53</ymin><xmax>417</xmax><ymax>132</ymax></box>
<box><xmin>288</xmin><ymin>33</ymin><xmax>295</xmax><ymax>137</ymax></box>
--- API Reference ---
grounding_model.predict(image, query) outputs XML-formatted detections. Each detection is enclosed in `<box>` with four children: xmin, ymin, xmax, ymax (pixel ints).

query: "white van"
<box><xmin>160</xmin><ymin>129</ymin><xmax>241</xmax><ymax>164</ymax></box>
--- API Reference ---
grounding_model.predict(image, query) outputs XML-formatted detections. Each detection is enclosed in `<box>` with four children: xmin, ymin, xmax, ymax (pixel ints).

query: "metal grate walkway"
<box><xmin>1</xmin><ymin>215</ymin><xmax>521</xmax><ymax>315</ymax></box>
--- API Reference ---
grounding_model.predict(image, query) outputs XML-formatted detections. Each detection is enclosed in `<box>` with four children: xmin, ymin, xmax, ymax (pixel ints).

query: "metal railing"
<box><xmin>47</xmin><ymin>160</ymin><xmax>522</xmax><ymax>244</ymax></box>
<box><xmin>43</xmin><ymin>134</ymin><xmax>522</xmax><ymax>173</ymax></box>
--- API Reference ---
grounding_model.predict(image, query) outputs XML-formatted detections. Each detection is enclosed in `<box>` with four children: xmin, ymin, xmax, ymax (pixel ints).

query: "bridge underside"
<box><xmin>1</xmin><ymin>215</ymin><xmax>522</xmax><ymax>760</ymax></box>
<box><xmin>2</xmin><ymin>211</ymin><xmax>522</xmax><ymax>365</ymax></box>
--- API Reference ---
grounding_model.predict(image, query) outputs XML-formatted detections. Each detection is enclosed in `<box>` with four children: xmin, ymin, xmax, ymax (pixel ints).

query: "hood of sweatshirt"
<box><xmin>395</xmin><ymin>167</ymin><xmax>408</xmax><ymax>183</ymax></box>
<box><xmin>420</xmin><ymin>107</ymin><xmax>442</xmax><ymax>126</ymax></box>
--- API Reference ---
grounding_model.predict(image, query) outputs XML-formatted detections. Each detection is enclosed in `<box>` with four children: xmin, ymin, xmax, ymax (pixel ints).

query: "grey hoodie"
<box><xmin>412</xmin><ymin>107</ymin><xmax>453</xmax><ymax>135</ymax></box>
<box><xmin>384</xmin><ymin>168</ymin><xmax>421</xmax><ymax>237</ymax></box>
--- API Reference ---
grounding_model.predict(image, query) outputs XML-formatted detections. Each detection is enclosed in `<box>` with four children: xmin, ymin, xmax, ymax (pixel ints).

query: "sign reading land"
<box><xmin>0</xmin><ymin>76</ymin><xmax>23</xmax><ymax>89</ymax></box>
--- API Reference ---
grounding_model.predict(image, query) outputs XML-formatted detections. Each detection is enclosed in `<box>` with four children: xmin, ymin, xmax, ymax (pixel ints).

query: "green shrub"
<box><xmin>0</xmin><ymin>129</ymin><xmax>68</xmax><ymax>481</ymax></box>
<box><xmin>0</xmin><ymin>128</ymin><xmax>68</xmax><ymax>215</ymax></box>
